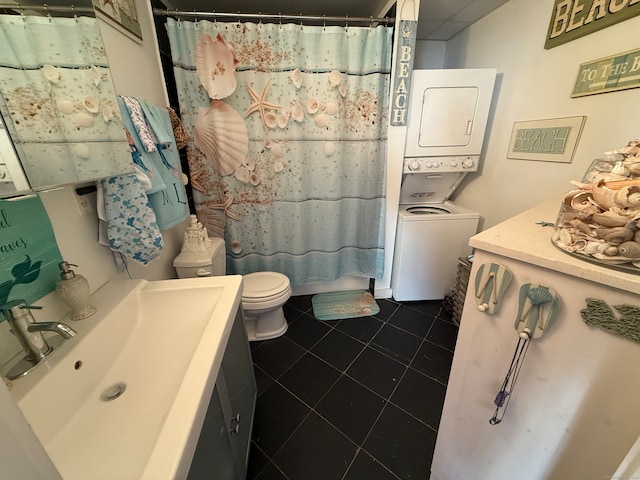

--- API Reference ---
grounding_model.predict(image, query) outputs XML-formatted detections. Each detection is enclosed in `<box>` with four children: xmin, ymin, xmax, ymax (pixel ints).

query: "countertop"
<box><xmin>469</xmin><ymin>197</ymin><xmax>640</xmax><ymax>295</ymax></box>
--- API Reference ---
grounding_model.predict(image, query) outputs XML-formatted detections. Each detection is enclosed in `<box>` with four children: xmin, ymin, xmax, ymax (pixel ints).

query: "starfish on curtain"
<box><xmin>244</xmin><ymin>79</ymin><xmax>282</xmax><ymax>128</ymax></box>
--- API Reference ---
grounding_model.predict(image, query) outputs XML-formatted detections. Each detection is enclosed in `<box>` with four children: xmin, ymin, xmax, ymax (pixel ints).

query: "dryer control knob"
<box><xmin>450</xmin><ymin>160</ymin><xmax>459</xmax><ymax>168</ymax></box>
<box><xmin>463</xmin><ymin>158</ymin><xmax>475</xmax><ymax>168</ymax></box>
<box><xmin>408</xmin><ymin>160</ymin><xmax>420</xmax><ymax>171</ymax></box>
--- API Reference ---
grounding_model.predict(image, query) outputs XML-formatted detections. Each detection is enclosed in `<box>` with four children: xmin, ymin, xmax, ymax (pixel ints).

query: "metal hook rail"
<box><xmin>152</xmin><ymin>8</ymin><xmax>394</xmax><ymax>26</ymax></box>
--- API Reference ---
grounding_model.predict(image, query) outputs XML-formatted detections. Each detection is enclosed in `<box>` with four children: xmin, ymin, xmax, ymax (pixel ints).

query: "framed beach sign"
<box><xmin>92</xmin><ymin>0</ymin><xmax>142</xmax><ymax>41</ymax></box>
<box><xmin>507</xmin><ymin>116</ymin><xmax>587</xmax><ymax>163</ymax></box>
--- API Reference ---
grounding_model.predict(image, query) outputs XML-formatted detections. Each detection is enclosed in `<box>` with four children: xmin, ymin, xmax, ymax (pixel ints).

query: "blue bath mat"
<box><xmin>312</xmin><ymin>290</ymin><xmax>380</xmax><ymax>321</ymax></box>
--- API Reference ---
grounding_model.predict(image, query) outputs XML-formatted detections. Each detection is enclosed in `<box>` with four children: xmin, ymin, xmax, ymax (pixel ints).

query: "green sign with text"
<box><xmin>545</xmin><ymin>0</ymin><xmax>640</xmax><ymax>49</ymax></box>
<box><xmin>572</xmin><ymin>48</ymin><xmax>640</xmax><ymax>96</ymax></box>
<box><xmin>0</xmin><ymin>196</ymin><xmax>62</xmax><ymax>314</ymax></box>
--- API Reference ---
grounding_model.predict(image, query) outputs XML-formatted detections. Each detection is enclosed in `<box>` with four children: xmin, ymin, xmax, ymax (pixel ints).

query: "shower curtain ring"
<box><xmin>345</xmin><ymin>15</ymin><xmax>349</xmax><ymax>31</ymax></box>
<box><xmin>212</xmin><ymin>10</ymin><xmax>216</xmax><ymax>25</ymax></box>
<box><xmin>369</xmin><ymin>16</ymin><xmax>373</xmax><ymax>29</ymax></box>
<box><xmin>299</xmin><ymin>12</ymin><xmax>303</xmax><ymax>30</ymax></box>
<box><xmin>71</xmin><ymin>4</ymin><xmax>78</xmax><ymax>22</ymax></box>
<box><xmin>278</xmin><ymin>12</ymin><xmax>282</xmax><ymax>29</ymax></box>
<box><xmin>323</xmin><ymin>14</ymin><xmax>326</xmax><ymax>31</ymax></box>
<box><xmin>258</xmin><ymin>12</ymin><xmax>262</xmax><ymax>28</ymax></box>
<box><xmin>43</xmin><ymin>4</ymin><xmax>52</xmax><ymax>22</ymax></box>
<box><xmin>193</xmin><ymin>10</ymin><xmax>198</xmax><ymax>26</ymax></box>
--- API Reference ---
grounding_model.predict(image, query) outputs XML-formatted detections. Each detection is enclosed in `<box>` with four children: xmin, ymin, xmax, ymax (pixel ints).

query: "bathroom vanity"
<box><xmin>8</xmin><ymin>276</ymin><xmax>255</xmax><ymax>480</ymax></box>
<box><xmin>431</xmin><ymin>198</ymin><xmax>640</xmax><ymax>479</ymax></box>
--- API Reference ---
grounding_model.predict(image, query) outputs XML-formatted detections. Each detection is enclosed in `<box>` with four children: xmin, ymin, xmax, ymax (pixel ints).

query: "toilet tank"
<box><xmin>173</xmin><ymin>237</ymin><xmax>226</xmax><ymax>278</ymax></box>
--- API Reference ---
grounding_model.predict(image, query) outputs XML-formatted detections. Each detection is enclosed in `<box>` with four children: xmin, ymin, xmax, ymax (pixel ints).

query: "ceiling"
<box><xmin>157</xmin><ymin>0</ymin><xmax>510</xmax><ymax>41</ymax></box>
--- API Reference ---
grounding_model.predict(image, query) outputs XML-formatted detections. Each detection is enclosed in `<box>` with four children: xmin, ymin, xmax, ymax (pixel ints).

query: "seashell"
<box><xmin>42</xmin><ymin>65</ymin><xmax>60</xmax><ymax>84</ymax></box>
<box><xmin>617</xmin><ymin>241</ymin><xmax>640</xmax><ymax>258</ymax></box>
<box><xmin>592</xmin><ymin>211</ymin><xmax>630</xmax><ymax>227</ymax></box>
<box><xmin>230</xmin><ymin>241</ymin><xmax>243</xmax><ymax>254</ymax></box>
<box><xmin>590</xmin><ymin>252</ymin><xmax>629</xmax><ymax>264</ymax></box>
<box><xmin>306</xmin><ymin>98</ymin><xmax>319</xmax><ymax>114</ymax></box>
<box><xmin>603</xmin><ymin>246</ymin><xmax>620</xmax><ymax>256</ymax></box>
<box><xmin>72</xmin><ymin>143</ymin><xmax>90</xmax><ymax>159</ymax></box>
<box><xmin>235</xmin><ymin>165</ymin><xmax>250</xmax><ymax>183</ymax></box>
<box><xmin>273</xmin><ymin>161</ymin><xmax>284</xmax><ymax>173</ymax></box>
<box><xmin>249</xmin><ymin>173</ymin><xmax>260</xmax><ymax>186</ymax></box>
<box><xmin>72</xmin><ymin>112</ymin><xmax>94</xmax><ymax>128</ymax></box>
<box><xmin>325</xmin><ymin>101</ymin><xmax>339</xmax><ymax>115</ymax></box>
<box><xmin>557</xmin><ymin>227</ymin><xmax>573</xmax><ymax>246</ymax></box>
<box><xmin>244</xmin><ymin>157</ymin><xmax>255</xmax><ymax>171</ymax></box>
<box><xmin>314</xmin><ymin>113</ymin><xmax>330</xmax><ymax>128</ymax></box>
<box><xmin>91</xmin><ymin>65</ymin><xmax>101</xmax><ymax>86</ymax></box>
<box><xmin>270</xmin><ymin>142</ymin><xmax>282</xmax><ymax>157</ymax></box>
<box><xmin>614</xmin><ymin>185</ymin><xmax>640</xmax><ymax>208</ymax></box>
<box><xmin>264</xmin><ymin>137</ymin><xmax>273</xmax><ymax>149</ymax></box>
<box><xmin>101</xmin><ymin>101</ymin><xmax>117</xmax><ymax>122</ymax></box>
<box><xmin>567</xmin><ymin>238</ymin><xmax>588</xmax><ymax>252</ymax></box>
<box><xmin>264</xmin><ymin>112</ymin><xmax>278</xmax><ymax>129</ymax></box>
<box><xmin>568</xmin><ymin>219</ymin><xmax>594</xmax><ymax>235</ymax></box>
<box><xmin>291</xmin><ymin>104</ymin><xmax>304</xmax><ymax>122</ymax></box>
<box><xmin>567</xmin><ymin>191</ymin><xmax>594</xmax><ymax>210</ymax></box>
<box><xmin>591</xmin><ymin>185</ymin><xmax>617</xmax><ymax>210</ymax></box>
<box><xmin>324</xmin><ymin>142</ymin><xmax>336</xmax><ymax>156</ymax></box>
<box><xmin>195</xmin><ymin>33</ymin><xmax>239</xmax><ymax>100</ymax></box>
<box><xmin>328</xmin><ymin>69</ymin><xmax>343</xmax><ymax>87</ymax></box>
<box><xmin>635</xmin><ymin>230</ymin><xmax>640</xmax><ymax>242</ymax></box>
<box><xmin>583</xmin><ymin>241</ymin><xmax>605</xmax><ymax>254</ymax></box>
<box><xmin>339</xmin><ymin>82</ymin><xmax>347</xmax><ymax>98</ymax></box>
<box><xmin>625</xmin><ymin>160</ymin><xmax>640</xmax><ymax>175</ymax></box>
<box><xmin>56</xmin><ymin>99</ymin><xmax>75</xmax><ymax>115</ymax></box>
<box><xmin>291</xmin><ymin>68</ymin><xmax>303</xmax><ymax>89</ymax></box>
<box><xmin>595</xmin><ymin>226</ymin><xmax>634</xmax><ymax>244</ymax></box>
<box><xmin>83</xmin><ymin>96</ymin><xmax>100</xmax><ymax>114</ymax></box>
<box><xmin>194</xmin><ymin>99</ymin><xmax>249</xmax><ymax>176</ymax></box>
<box><xmin>277</xmin><ymin>113</ymin><xmax>288</xmax><ymax>129</ymax></box>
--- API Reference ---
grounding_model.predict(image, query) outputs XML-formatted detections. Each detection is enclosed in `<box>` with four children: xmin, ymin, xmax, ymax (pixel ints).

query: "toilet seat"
<box><xmin>242</xmin><ymin>271</ymin><xmax>291</xmax><ymax>305</ymax></box>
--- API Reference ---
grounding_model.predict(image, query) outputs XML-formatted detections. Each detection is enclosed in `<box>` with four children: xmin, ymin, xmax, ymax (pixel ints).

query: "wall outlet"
<box><xmin>72</xmin><ymin>188</ymin><xmax>91</xmax><ymax>215</ymax></box>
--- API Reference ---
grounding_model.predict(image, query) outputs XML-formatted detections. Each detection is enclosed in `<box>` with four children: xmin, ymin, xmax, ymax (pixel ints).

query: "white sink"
<box><xmin>10</xmin><ymin>276</ymin><xmax>243</xmax><ymax>480</ymax></box>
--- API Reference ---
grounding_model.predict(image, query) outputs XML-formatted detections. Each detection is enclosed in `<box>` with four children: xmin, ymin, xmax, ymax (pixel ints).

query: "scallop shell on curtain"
<box><xmin>194</xmin><ymin>99</ymin><xmax>249</xmax><ymax>176</ymax></box>
<box><xmin>195</xmin><ymin>33</ymin><xmax>239</xmax><ymax>100</ymax></box>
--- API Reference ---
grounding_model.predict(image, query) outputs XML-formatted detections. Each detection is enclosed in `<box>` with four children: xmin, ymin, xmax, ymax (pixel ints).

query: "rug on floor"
<box><xmin>312</xmin><ymin>290</ymin><xmax>380</xmax><ymax>321</ymax></box>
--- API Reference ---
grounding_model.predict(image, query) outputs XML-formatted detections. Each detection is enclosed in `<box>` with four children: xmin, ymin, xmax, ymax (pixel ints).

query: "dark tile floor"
<box><xmin>247</xmin><ymin>295</ymin><xmax>458</xmax><ymax>480</ymax></box>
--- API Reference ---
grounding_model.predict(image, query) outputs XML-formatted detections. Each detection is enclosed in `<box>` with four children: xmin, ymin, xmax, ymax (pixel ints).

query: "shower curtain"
<box><xmin>166</xmin><ymin>18</ymin><xmax>393</xmax><ymax>285</ymax></box>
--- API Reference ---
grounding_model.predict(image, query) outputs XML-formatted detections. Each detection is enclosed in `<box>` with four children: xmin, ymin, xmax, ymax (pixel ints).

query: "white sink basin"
<box><xmin>10</xmin><ymin>276</ymin><xmax>243</xmax><ymax>480</ymax></box>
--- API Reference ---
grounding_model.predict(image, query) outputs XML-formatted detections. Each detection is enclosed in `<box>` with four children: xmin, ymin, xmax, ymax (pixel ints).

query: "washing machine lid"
<box><xmin>399</xmin><ymin>172</ymin><xmax>466</xmax><ymax>205</ymax></box>
<box><xmin>243</xmin><ymin>272</ymin><xmax>290</xmax><ymax>300</ymax></box>
<box><xmin>405</xmin><ymin>205</ymin><xmax>453</xmax><ymax>215</ymax></box>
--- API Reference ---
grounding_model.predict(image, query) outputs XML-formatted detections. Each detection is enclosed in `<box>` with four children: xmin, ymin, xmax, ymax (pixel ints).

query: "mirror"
<box><xmin>0</xmin><ymin>1</ymin><xmax>133</xmax><ymax>197</ymax></box>
<box><xmin>0</xmin><ymin>113</ymin><xmax>30</xmax><ymax>196</ymax></box>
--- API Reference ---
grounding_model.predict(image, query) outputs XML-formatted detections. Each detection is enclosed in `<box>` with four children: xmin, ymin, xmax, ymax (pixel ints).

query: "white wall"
<box><xmin>442</xmin><ymin>0</ymin><xmax>640</xmax><ymax>230</ymax></box>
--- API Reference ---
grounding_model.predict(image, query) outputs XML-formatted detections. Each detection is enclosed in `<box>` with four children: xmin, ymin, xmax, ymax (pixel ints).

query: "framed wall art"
<box><xmin>507</xmin><ymin>116</ymin><xmax>587</xmax><ymax>163</ymax></box>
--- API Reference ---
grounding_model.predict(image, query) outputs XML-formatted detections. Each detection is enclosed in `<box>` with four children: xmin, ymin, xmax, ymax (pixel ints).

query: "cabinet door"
<box><xmin>220</xmin><ymin>309</ymin><xmax>257</xmax><ymax>478</ymax></box>
<box><xmin>187</xmin><ymin>383</ymin><xmax>237</xmax><ymax>480</ymax></box>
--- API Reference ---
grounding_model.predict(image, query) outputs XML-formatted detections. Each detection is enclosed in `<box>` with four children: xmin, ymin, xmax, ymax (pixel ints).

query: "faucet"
<box><xmin>1</xmin><ymin>299</ymin><xmax>77</xmax><ymax>380</ymax></box>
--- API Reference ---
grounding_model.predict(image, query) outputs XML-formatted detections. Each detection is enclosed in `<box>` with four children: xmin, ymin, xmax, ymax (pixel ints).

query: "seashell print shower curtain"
<box><xmin>166</xmin><ymin>18</ymin><xmax>392</xmax><ymax>285</ymax></box>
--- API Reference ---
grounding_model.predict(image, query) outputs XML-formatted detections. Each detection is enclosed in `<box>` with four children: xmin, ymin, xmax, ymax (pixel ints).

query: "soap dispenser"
<box><xmin>55</xmin><ymin>262</ymin><xmax>96</xmax><ymax>321</ymax></box>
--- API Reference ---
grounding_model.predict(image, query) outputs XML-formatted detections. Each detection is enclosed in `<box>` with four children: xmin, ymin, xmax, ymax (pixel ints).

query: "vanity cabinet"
<box><xmin>188</xmin><ymin>309</ymin><xmax>257</xmax><ymax>480</ymax></box>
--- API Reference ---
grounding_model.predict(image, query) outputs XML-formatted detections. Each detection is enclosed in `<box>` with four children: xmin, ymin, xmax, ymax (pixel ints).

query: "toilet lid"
<box><xmin>243</xmin><ymin>272</ymin><xmax>290</xmax><ymax>302</ymax></box>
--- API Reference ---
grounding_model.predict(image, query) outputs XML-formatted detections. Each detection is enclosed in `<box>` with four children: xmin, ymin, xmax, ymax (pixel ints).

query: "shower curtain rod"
<box><xmin>0</xmin><ymin>4</ymin><xmax>93</xmax><ymax>14</ymax></box>
<box><xmin>152</xmin><ymin>8</ymin><xmax>394</xmax><ymax>26</ymax></box>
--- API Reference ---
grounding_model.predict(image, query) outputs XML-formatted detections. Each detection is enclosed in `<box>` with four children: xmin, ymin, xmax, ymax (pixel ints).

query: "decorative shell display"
<box><xmin>235</xmin><ymin>165</ymin><xmax>251</xmax><ymax>183</ymax></box>
<box><xmin>306</xmin><ymin>98</ymin><xmax>319</xmax><ymax>114</ymax></box>
<box><xmin>194</xmin><ymin>99</ymin><xmax>249</xmax><ymax>176</ymax></box>
<box><xmin>291</xmin><ymin>68</ymin><xmax>303</xmax><ymax>89</ymax></box>
<box><xmin>328</xmin><ymin>70</ymin><xmax>343</xmax><ymax>88</ymax></box>
<box><xmin>314</xmin><ymin>113</ymin><xmax>330</xmax><ymax>128</ymax></box>
<box><xmin>324</xmin><ymin>101</ymin><xmax>339</xmax><ymax>116</ymax></box>
<box><xmin>264</xmin><ymin>112</ymin><xmax>278</xmax><ymax>129</ymax></box>
<box><xmin>291</xmin><ymin>103</ymin><xmax>304</xmax><ymax>123</ymax></box>
<box><xmin>83</xmin><ymin>96</ymin><xmax>100</xmax><ymax>114</ymax></box>
<box><xmin>42</xmin><ymin>65</ymin><xmax>60</xmax><ymax>84</ymax></box>
<box><xmin>195</xmin><ymin>33</ymin><xmax>239</xmax><ymax>100</ymax></box>
<box><xmin>552</xmin><ymin>140</ymin><xmax>640</xmax><ymax>272</ymax></box>
<box><xmin>56</xmin><ymin>99</ymin><xmax>75</xmax><ymax>115</ymax></box>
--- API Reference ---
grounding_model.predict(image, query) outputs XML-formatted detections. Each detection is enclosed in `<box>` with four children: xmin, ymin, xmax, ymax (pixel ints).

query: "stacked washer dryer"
<box><xmin>391</xmin><ymin>69</ymin><xmax>496</xmax><ymax>301</ymax></box>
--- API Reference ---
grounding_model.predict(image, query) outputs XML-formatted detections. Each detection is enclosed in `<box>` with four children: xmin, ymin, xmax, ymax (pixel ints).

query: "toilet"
<box><xmin>173</xmin><ymin>236</ymin><xmax>291</xmax><ymax>341</ymax></box>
